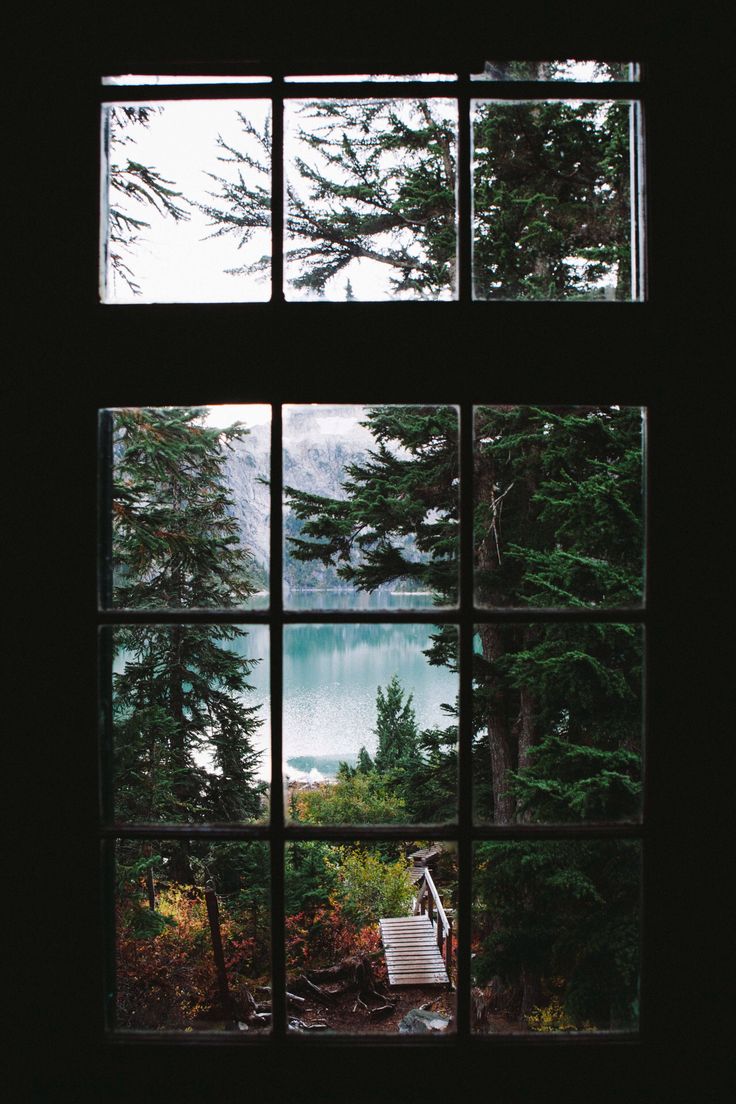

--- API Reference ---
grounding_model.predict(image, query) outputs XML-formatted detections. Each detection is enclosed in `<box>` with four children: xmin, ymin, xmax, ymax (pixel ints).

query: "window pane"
<box><xmin>106</xmin><ymin>405</ymin><xmax>270</xmax><ymax>610</ymax></box>
<box><xmin>285</xmin><ymin>841</ymin><xmax>457</xmax><ymax>1034</ymax></box>
<box><xmin>114</xmin><ymin>839</ymin><xmax>271</xmax><ymax>1032</ymax></box>
<box><xmin>471</xmin><ymin>61</ymin><xmax>639</xmax><ymax>81</ymax></box>
<box><xmin>284</xmin><ymin>100</ymin><xmax>458</xmax><ymax>300</ymax></box>
<box><xmin>101</xmin><ymin>101</ymin><xmax>271</xmax><ymax>302</ymax></box>
<box><xmin>472</xmin><ymin>840</ymin><xmax>640</xmax><ymax>1033</ymax></box>
<box><xmin>283</xmin><ymin>404</ymin><xmax>459</xmax><ymax>608</ymax></box>
<box><xmin>284</xmin><ymin>73</ymin><xmax>457</xmax><ymax>82</ymax></box>
<box><xmin>473</xmin><ymin>406</ymin><xmax>645</xmax><ymax>608</ymax></box>
<box><xmin>473</xmin><ymin>623</ymin><xmax>643</xmax><ymax>824</ymax></box>
<box><xmin>102</xmin><ymin>75</ymin><xmax>272</xmax><ymax>85</ymax></box>
<box><xmin>472</xmin><ymin>100</ymin><xmax>639</xmax><ymax>300</ymax></box>
<box><xmin>106</xmin><ymin>624</ymin><xmax>270</xmax><ymax>824</ymax></box>
<box><xmin>284</xmin><ymin>623</ymin><xmax>457</xmax><ymax>823</ymax></box>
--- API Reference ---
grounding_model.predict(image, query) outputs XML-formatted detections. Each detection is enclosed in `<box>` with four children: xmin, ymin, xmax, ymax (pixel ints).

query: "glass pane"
<box><xmin>472</xmin><ymin>840</ymin><xmax>640</xmax><ymax>1033</ymax></box>
<box><xmin>284</xmin><ymin>73</ymin><xmax>457</xmax><ymax>82</ymax></box>
<box><xmin>472</xmin><ymin>100</ymin><xmax>638</xmax><ymax>300</ymax></box>
<box><xmin>284</xmin><ymin>100</ymin><xmax>458</xmax><ymax>300</ymax></box>
<box><xmin>473</xmin><ymin>623</ymin><xmax>643</xmax><ymax>824</ymax></box>
<box><xmin>101</xmin><ymin>101</ymin><xmax>271</xmax><ymax>302</ymax></box>
<box><xmin>114</xmin><ymin>839</ymin><xmax>270</xmax><ymax>1032</ymax></box>
<box><xmin>473</xmin><ymin>406</ymin><xmax>645</xmax><ymax>608</ymax></box>
<box><xmin>283</xmin><ymin>404</ymin><xmax>459</xmax><ymax>608</ymax></box>
<box><xmin>102</xmin><ymin>75</ymin><xmax>272</xmax><ymax>85</ymax></box>
<box><xmin>471</xmin><ymin>61</ymin><xmax>639</xmax><ymax>81</ymax></box>
<box><xmin>107</xmin><ymin>624</ymin><xmax>270</xmax><ymax>824</ymax></box>
<box><xmin>286</xmin><ymin>841</ymin><xmax>457</xmax><ymax>1034</ymax></box>
<box><xmin>107</xmin><ymin>405</ymin><xmax>270</xmax><ymax>609</ymax></box>
<box><xmin>284</xmin><ymin>623</ymin><xmax>457</xmax><ymax>823</ymax></box>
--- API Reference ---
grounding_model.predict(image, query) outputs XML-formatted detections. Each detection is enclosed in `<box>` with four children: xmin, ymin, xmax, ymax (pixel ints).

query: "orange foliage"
<box><xmin>285</xmin><ymin>901</ymin><xmax>386</xmax><ymax>982</ymax></box>
<box><xmin>116</xmin><ymin>885</ymin><xmax>269</xmax><ymax>1030</ymax></box>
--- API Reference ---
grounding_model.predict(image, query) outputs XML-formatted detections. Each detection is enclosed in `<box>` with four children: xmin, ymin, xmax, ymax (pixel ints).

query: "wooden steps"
<box><xmin>379</xmin><ymin>914</ymin><xmax>450</xmax><ymax>987</ymax></box>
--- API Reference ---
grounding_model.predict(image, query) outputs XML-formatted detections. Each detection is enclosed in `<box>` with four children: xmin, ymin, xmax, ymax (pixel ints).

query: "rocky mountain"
<box><xmin>224</xmin><ymin>406</ymin><xmax>376</xmax><ymax>592</ymax></box>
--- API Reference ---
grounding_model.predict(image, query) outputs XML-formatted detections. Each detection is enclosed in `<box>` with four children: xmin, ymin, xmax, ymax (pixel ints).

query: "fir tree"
<box><xmin>373</xmin><ymin>675</ymin><xmax>421</xmax><ymax>775</ymax></box>
<box><xmin>112</xmin><ymin>409</ymin><xmax>265</xmax><ymax>862</ymax></box>
<box><xmin>202</xmin><ymin>99</ymin><xmax>457</xmax><ymax>298</ymax></box>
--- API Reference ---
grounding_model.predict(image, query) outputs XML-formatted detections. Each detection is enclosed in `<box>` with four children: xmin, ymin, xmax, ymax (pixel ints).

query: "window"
<box><xmin>97</xmin><ymin>64</ymin><xmax>648</xmax><ymax>1046</ymax></box>
<box><xmin>101</xmin><ymin>399</ymin><xmax>645</xmax><ymax>1040</ymax></box>
<box><xmin>99</xmin><ymin>65</ymin><xmax>645</xmax><ymax>303</ymax></box>
<box><xmin>36</xmin><ymin>15</ymin><xmax>725</xmax><ymax>1101</ymax></box>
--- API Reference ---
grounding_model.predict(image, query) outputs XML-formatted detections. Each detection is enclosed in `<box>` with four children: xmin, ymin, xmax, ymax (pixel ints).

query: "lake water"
<box><xmin>232</xmin><ymin>592</ymin><xmax>458</xmax><ymax>781</ymax></box>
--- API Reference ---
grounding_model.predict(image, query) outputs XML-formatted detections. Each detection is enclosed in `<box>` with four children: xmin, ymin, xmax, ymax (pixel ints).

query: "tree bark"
<box><xmin>478</xmin><ymin>622</ymin><xmax>517</xmax><ymax>823</ymax></box>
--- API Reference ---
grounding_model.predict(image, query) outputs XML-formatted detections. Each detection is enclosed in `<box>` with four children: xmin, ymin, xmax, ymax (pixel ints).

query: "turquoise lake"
<box><xmin>231</xmin><ymin>592</ymin><xmax>458</xmax><ymax>780</ymax></box>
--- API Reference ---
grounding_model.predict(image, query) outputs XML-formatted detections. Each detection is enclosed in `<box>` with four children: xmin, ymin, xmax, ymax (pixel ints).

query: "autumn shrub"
<box><xmin>329</xmin><ymin>846</ymin><xmax>414</xmax><ymax>928</ymax></box>
<box><xmin>117</xmin><ymin>884</ymin><xmax>270</xmax><ymax>1029</ymax></box>
<box><xmin>525</xmin><ymin>996</ymin><xmax>593</xmax><ymax>1032</ymax></box>
<box><xmin>285</xmin><ymin>901</ymin><xmax>387</xmax><ymax>982</ymax></box>
<box><xmin>117</xmin><ymin>887</ymin><xmax>216</xmax><ymax>1029</ymax></box>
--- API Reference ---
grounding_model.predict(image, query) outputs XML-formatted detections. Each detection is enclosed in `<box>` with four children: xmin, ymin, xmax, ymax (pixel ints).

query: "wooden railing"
<box><xmin>413</xmin><ymin>866</ymin><xmax>453</xmax><ymax>975</ymax></box>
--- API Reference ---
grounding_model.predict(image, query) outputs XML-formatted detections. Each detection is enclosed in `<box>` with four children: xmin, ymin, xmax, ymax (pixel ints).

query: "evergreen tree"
<box><xmin>105</xmin><ymin>108</ymin><xmax>190</xmax><ymax>295</ymax></box>
<box><xmin>373</xmin><ymin>674</ymin><xmax>422</xmax><ymax>775</ymax></box>
<box><xmin>356</xmin><ymin>745</ymin><xmax>374</xmax><ymax>774</ymax></box>
<box><xmin>473</xmin><ymin>96</ymin><xmax>631</xmax><ymax>300</ymax></box>
<box><xmin>202</xmin><ymin>99</ymin><xmax>457</xmax><ymax>298</ymax></box>
<box><xmin>473</xmin><ymin>839</ymin><xmax>641</xmax><ymax>1029</ymax></box>
<box><xmin>201</xmin><ymin>86</ymin><xmax>631</xmax><ymax>300</ymax></box>
<box><xmin>112</xmin><ymin>408</ymin><xmax>265</xmax><ymax>858</ymax></box>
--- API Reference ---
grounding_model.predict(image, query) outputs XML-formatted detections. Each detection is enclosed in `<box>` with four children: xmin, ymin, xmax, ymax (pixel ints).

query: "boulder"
<box><xmin>398</xmin><ymin>1008</ymin><xmax>451</xmax><ymax>1033</ymax></box>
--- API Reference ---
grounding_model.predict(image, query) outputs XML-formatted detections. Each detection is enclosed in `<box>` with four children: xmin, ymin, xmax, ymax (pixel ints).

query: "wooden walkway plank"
<box><xmin>379</xmin><ymin>914</ymin><xmax>449</xmax><ymax>987</ymax></box>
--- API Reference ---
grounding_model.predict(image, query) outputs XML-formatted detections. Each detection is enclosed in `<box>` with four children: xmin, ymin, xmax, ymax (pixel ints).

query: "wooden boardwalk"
<box><xmin>379</xmin><ymin>914</ymin><xmax>450</xmax><ymax>987</ymax></box>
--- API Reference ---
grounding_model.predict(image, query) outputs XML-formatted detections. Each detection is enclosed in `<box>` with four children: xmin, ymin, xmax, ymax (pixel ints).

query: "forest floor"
<box><xmin>289</xmin><ymin>984</ymin><xmax>457</xmax><ymax>1035</ymax></box>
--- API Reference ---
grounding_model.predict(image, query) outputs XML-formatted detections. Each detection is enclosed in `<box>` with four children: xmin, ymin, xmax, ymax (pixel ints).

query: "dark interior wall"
<box><xmin>18</xmin><ymin>3</ymin><xmax>729</xmax><ymax>1101</ymax></box>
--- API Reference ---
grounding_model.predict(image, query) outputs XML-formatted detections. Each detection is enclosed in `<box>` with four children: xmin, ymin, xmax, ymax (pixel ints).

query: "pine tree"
<box><xmin>112</xmin><ymin>408</ymin><xmax>265</xmax><ymax>853</ymax></box>
<box><xmin>202</xmin><ymin>98</ymin><xmax>457</xmax><ymax>298</ymax></box>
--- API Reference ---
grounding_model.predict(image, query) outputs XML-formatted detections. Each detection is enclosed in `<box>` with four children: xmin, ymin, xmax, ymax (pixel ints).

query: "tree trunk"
<box><xmin>478</xmin><ymin>622</ymin><xmax>517</xmax><ymax>823</ymax></box>
<box><xmin>520</xmin><ymin>966</ymin><xmax>543</xmax><ymax>1017</ymax></box>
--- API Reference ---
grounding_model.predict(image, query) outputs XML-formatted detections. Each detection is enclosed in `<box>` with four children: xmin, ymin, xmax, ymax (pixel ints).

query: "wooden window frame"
<box><xmin>29</xmin><ymin>13</ymin><xmax>727</xmax><ymax>1102</ymax></box>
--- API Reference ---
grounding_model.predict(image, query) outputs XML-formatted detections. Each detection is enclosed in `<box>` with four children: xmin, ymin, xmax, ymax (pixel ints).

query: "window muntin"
<box><xmin>99</xmin><ymin>400</ymin><xmax>646</xmax><ymax>1037</ymax></box>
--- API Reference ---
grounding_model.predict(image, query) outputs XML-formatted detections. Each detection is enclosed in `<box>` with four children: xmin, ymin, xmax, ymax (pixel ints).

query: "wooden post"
<box><xmin>205</xmin><ymin>887</ymin><xmax>234</xmax><ymax>1025</ymax></box>
<box><xmin>145</xmin><ymin>867</ymin><xmax>156</xmax><ymax>912</ymax></box>
<box><xmin>446</xmin><ymin>920</ymin><xmax>453</xmax><ymax>975</ymax></box>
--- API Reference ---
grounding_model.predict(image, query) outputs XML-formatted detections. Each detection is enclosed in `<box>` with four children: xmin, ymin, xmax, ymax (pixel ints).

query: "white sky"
<box><xmin>102</xmin><ymin>99</ymin><xmax>272</xmax><ymax>303</ymax></box>
<box><xmin>204</xmin><ymin>404</ymin><xmax>271</xmax><ymax>428</ymax></box>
